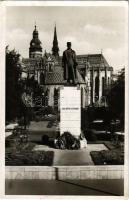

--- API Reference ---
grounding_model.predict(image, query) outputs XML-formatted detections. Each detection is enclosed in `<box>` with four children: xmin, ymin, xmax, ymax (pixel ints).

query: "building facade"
<box><xmin>21</xmin><ymin>25</ymin><xmax>113</xmax><ymax>109</ymax></box>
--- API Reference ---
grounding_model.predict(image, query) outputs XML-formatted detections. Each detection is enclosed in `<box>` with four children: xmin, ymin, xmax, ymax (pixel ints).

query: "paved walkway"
<box><xmin>53</xmin><ymin>148</ymin><xmax>94</xmax><ymax>165</ymax></box>
<box><xmin>32</xmin><ymin>144</ymin><xmax>108</xmax><ymax>166</ymax></box>
<box><xmin>5</xmin><ymin>179</ymin><xmax>124</xmax><ymax>195</ymax></box>
<box><xmin>33</xmin><ymin>145</ymin><xmax>94</xmax><ymax>165</ymax></box>
<box><xmin>53</xmin><ymin>144</ymin><xmax>107</xmax><ymax>166</ymax></box>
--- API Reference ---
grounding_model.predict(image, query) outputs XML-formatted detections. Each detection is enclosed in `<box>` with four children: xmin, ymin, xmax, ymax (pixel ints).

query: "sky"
<box><xmin>6</xmin><ymin>5</ymin><xmax>128</xmax><ymax>71</ymax></box>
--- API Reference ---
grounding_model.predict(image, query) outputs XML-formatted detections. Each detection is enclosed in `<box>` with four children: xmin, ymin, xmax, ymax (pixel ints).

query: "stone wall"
<box><xmin>6</xmin><ymin>166</ymin><xmax>124</xmax><ymax>180</ymax></box>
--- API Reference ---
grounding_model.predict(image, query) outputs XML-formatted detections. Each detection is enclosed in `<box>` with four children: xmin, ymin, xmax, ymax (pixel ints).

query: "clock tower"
<box><xmin>29</xmin><ymin>25</ymin><xmax>42</xmax><ymax>58</ymax></box>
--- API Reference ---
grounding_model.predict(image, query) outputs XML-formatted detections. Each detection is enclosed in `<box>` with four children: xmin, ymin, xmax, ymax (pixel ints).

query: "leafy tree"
<box><xmin>106</xmin><ymin>68</ymin><xmax>125</xmax><ymax>128</ymax></box>
<box><xmin>6</xmin><ymin>47</ymin><xmax>22</xmax><ymax>121</ymax></box>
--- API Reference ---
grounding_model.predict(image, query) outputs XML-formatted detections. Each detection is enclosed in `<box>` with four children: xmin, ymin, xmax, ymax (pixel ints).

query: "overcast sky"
<box><xmin>6</xmin><ymin>6</ymin><xmax>128</xmax><ymax>71</ymax></box>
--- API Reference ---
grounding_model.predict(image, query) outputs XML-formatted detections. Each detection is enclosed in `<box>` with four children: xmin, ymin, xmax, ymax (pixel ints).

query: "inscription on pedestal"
<box><xmin>60</xmin><ymin>87</ymin><xmax>81</xmax><ymax>137</ymax></box>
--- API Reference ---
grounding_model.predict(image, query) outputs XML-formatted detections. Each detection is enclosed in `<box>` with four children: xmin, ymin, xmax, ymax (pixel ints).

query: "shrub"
<box><xmin>44</xmin><ymin>106</ymin><xmax>56</xmax><ymax>115</ymax></box>
<box><xmin>35</xmin><ymin>116</ymin><xmax>41</xmax><ymax>122</ymax></box>
<box><xmin>5</xmin><ymin>140</ymin><xmax>11</xmax><ymax>148</ymax></box>
<box><xmin>84</xmin><ymin>129</ymin><xmax>97</xmax><ymax>141</ymax></box>
<box><xmin>96</xmin><ymin>133</ymin><xmax>111</xmax><ymax>141</ymax></box>
<box><xmin>42</xmin><ymin>135</ymin><xmax>49</xmax><ymax>145</ymax></box>
<box><xmin>100</xmin><ymin>150</ymin><xmax>124</xmax><ymax>165</ymax></box>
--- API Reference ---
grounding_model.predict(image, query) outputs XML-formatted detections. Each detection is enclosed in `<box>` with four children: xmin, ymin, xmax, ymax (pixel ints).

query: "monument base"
<box><xmin>60</xmin><ymin>86</ymin><xmax>87</xmax><ymax>149</ymax></box>
<box><xmin>60</xmin><ymin>86</ymin><xmax>81</xmax><ymax>138</ymax></box>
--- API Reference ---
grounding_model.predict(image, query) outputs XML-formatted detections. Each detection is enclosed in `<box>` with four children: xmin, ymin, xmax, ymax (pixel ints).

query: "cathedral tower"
<box><xmin>52</xmin><ymin>25</ymin><xmax>59</xmax><ymax>59</ymax></box>
<box><xmin>29</xmin><ymin>25</ymin><xmax>42</xmax><ymax>58</ymax></box>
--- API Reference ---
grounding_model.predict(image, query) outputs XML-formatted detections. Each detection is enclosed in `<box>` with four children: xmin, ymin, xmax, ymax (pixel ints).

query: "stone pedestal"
<box><xmin>60</xmin><ymin>86</ymin><xmax>81</xmax><ymax>138</ymax></box>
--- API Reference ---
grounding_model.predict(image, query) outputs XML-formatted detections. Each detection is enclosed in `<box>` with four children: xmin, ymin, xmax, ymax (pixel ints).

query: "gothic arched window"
<box><xmin>102</xmin><ymin>77</ymin><xmax>105</xmax><ymax>96</ymax></box>
<box><xmin>54</xmin><ymin>88</ymin><xmax>59</xmax><ymax>109</ymax></box>
<box><xmin>108</xmin><ymin>77</ymin><xmax>110</xmax><ymax>85</ymax></box>
<box><xmin>45</xmin><ymin>88</ymin><xmax>49</xmax><ymax>106</ymax></box>
<box><xmin>81</xmin><ymin>87</ymin><xmax>83</xmax><ymax>107</ymax></box>
<box><xmin>40</xmin><ymin>72</ymin><xmax>45</xmax><ymax>85</ymax></box>
<box><xmin>95</xmin><ymin>76</ymin><xmax>99</xmax><ymax>99</ymax></box>
<box><xmin>49</xmin><ymin>63</ymin><xmax>53</xmax><ymax>72</ymax></box>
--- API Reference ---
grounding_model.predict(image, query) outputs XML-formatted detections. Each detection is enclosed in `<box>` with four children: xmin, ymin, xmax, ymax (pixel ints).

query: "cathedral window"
<box><xmin>54</xmin><ymin>88</ymin><xmax>59</xmax><ymax>110</ymax></box>
<box><xmin>49</xmin><ymin>63</ymin><xmax>53</xmax><ymax>72</ymax></box>
<box><xmin>45</xmin><ymin>88</ymin><xmax>49</xmax><ymax>106</ymax></box>
<box><xmin>102</xmin><ymin>77</ymin><xmax>105</xmax><ymax>96</ymax></box>
<box><xmin>108</xmin><ymin>77</ymin><xmax>110</xmax><ymax>85</ymax></box>
<box><xmin>40</xmin><ymin>72</ymin><xmax>45</xmax><ymax>85</ymax></box>
<box><xmin>95</xmin><ymin>76</ymin><xmax>99</xmax><ymax>99</ymax></box>
<box><xmin>81</xmin><ymin>87</ymin><xmax>83</xmax><ymax>107</ymax></box>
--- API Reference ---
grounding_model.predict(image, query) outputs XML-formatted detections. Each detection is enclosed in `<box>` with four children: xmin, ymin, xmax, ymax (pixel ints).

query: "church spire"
<box><xmin>52</xmin><ymin>24</ymin><xmax>59</xmax><ymax>58</ymax></box>
<box><xmin>29</xmin><ymin>24</ymin><xmax>42</xmax><ymax>58</ymax></box>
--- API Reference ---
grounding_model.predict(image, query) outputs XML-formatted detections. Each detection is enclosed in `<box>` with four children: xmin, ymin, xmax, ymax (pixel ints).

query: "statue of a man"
<box><xmin>62</xmin><ymin>42</ymin><xmax>78</xmax><ymax>84</ymax></box>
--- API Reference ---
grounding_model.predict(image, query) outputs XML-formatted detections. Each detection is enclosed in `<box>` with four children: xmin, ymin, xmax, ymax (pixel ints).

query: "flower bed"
<box><xmin>90</xmin><ymin>149</ymin><xmax>124</xmax><ymax>165</ymax></box>
<box><xmin>6</xmin><ymin>150</ymin><xmax>54</xmax><ymax>166</ymax></box>
<box><xmin>6</xmin><ymin>134</ymin><xmax>54</xmax><ymax>166</ymax></box>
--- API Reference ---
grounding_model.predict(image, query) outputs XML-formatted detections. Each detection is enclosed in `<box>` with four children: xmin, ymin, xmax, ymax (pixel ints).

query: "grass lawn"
<box><xmin>90</xmin><ymin>142</ymin><xmax>124</xmax><ymax>165</ymax></box>
<box><xmin>85</xmin><ymin>130</ymin><xmax>124</xmax><ymax>165</ymax></box>
<box><xmin>5</xmin><ymin>134</ymin><xmax>54</xmax><ymax>166</ymax></box>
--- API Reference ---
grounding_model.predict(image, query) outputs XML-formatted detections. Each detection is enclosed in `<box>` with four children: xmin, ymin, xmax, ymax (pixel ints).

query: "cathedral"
<box><xmin>21</xmin><ymin>25</ymin><xmax>113</xmax><ymax>109</ymax></box>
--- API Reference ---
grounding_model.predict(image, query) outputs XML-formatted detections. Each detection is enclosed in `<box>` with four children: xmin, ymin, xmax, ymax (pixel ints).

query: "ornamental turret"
<box><xmin>29</xmin><ymin>25</ymin><xmax>42</xmax><ymax>58</ymax></box>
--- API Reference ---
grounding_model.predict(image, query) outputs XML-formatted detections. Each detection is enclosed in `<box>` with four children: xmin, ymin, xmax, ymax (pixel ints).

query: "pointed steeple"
<box><xmin>52</xmin><ymin>24</ymin><xmax>59</xmax><ymax>58</ymax></box>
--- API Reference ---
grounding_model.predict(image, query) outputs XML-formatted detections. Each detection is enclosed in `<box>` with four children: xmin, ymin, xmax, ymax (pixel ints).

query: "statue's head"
<box><xmin>67</xmin><ymin>42</ymin><xmax>71</xmax><ymax>49</ymax></box>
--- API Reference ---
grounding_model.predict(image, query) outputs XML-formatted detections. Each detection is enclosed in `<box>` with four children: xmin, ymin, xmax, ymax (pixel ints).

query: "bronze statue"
<box><xmin>62</xmin><ymin>42</ymin><xmax>78</xmax><ymax>84</ymax></box>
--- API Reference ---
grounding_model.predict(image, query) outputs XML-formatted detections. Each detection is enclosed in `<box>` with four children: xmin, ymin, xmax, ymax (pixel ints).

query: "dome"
<box><xmin>29</xmin><ymin>25</ymin><xmax>42</xmax><ymax>58</ymax></box>
<box><xmin>30</xmin><ymin>25</ymin><xmax>42</xmax><ymax>47</ymax></box>
<box><xmin>30</xmin><ymin>38</ymin><xmax>42</xmax><ymax>46</ymax></box>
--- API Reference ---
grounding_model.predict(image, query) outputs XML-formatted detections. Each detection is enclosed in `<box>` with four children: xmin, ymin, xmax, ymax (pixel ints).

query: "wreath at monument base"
<box><xmin>55</xmin><ymin>131</ymin><xmax>80</xmax><ymax>150</ymax></box>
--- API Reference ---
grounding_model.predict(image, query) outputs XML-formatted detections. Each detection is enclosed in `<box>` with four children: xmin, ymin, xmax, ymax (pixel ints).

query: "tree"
<box><xmin>106</xmin><ymin>68</ymin><xmax>125</xmax><ymax>128</ymax></box>
<box><xmin>6</xmin><ymin>47</ymin><xmax>22</xmax><ymax>121</ymax></box>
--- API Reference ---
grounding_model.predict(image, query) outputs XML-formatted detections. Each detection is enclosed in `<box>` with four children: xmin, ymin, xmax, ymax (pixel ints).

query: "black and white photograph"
<box><xmin>3</xmin><ymin>1</ymin><xmax>128</xmax><ymax>197</ymax></box>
